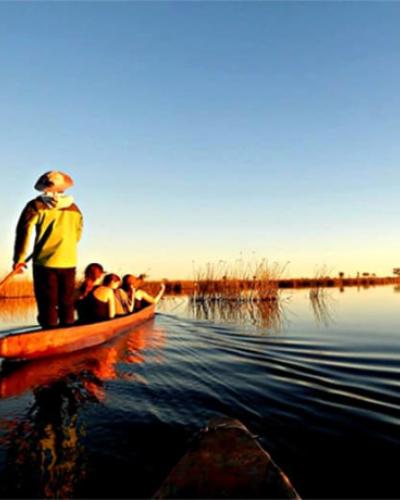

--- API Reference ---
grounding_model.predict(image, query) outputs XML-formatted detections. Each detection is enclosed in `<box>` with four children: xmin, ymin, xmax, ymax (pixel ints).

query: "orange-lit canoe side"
<box><xmin>0</xmin><ymin>305</ymin><xmax>155</xmax><ymax>361</ymax></box>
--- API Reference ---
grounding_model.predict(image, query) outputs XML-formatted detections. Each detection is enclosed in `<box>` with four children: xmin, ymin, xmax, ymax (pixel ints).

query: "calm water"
<box><xmin>0</xmin><ymin>286</ymin><xmax>400</xmax><ymax>498</ymax></box>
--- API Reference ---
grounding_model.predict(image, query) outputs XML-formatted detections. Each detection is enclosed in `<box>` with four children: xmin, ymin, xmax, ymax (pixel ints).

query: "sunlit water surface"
<box><xmin>0</xmin><ymin>286</ymin><xmax>399</xmax><ymax>498</ymax></box>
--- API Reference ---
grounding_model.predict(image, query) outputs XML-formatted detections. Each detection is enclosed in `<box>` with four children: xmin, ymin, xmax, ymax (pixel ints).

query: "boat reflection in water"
<box><xmin>0</xmin><ymin>320</ymin><xmax>165</xmax><ymax>498</ymax></box>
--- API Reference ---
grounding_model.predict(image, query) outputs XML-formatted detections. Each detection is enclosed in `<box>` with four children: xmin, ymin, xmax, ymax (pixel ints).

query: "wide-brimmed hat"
<box><xmin>34</xmin><ymin>171</ymin><xmax>74</xmax><ymax>193</ymax></box>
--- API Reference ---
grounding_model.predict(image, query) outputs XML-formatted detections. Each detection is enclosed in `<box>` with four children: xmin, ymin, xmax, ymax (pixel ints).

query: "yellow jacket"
<box><xmin>14</xmin><ymin>195</ymin><xmax>83</xmax><ymax>268</ymax></box>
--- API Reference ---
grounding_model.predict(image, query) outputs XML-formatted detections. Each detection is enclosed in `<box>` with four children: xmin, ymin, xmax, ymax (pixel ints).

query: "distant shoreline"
<box><xmin>1</xmin><ymin>276</ymin><xmax>399</xmax><ymax>300</ymax></box>
<box><xmin>147</xmin><ymin>276</ymin><xmax>400</xmax><ymax>295</ymax></box>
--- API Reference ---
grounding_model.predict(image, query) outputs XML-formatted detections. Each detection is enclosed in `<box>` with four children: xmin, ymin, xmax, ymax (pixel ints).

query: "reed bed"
<box><xmin>0</xmin><ymin>277</ymin><xmax>34</xmax><ymax>299</ymax></box>
<box><xmin>156</xmin><ymin>275</ymin><xmax>400</xmax><ymax>295</ymax></box>
<box><xmin>0</xmin><ymin>297</ymin><xmax>36</xmax><ymax>324</ymax></box>
<box><xmin>190</xmin><ymin>259</ymin><xmax>288</xmax><ymax>302</ymax></box>
<box><xmin>184</xmin><ymin>259</ymin><xmax>288</xmax><ymax>332</ymax></box>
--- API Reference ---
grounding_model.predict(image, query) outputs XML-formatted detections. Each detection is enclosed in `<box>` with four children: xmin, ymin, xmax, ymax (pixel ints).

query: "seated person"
<box><xmin>76</xmin><ymin>263</ymin><xmax>105</xmax><ymax>300</ymax></box>
<box><xmin>121</xmin><ymin>274</ymin><xmax>166</xmax><ymax>312</ymax></box>
<box><xmin>76</xmin><ymin>263</ymin><xmax>106</xmax><ymax>321</ymax></box>
<box><xmin>114</xmin><ymin>285</ymin><xmax>134</xmax><ymax>315</ymax></box>
<box><xmin>79</xmin><ymin>273</ymin><xmax>121</xmax><ymax>323</ymax></box>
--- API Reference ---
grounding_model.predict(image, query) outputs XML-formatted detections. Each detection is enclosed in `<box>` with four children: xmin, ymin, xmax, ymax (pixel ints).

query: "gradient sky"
<box><xmin>0</xmin><ymin>2</ymin><xmax>399</xmax><ymax>279</ymax></box>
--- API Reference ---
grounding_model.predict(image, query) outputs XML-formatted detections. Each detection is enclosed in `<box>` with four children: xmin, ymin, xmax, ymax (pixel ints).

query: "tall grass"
<box><xmin>191</xmin><ymin>258</ymin><xmax>288</xmax><ymax>302</ymax></box>
<box><xmin>0</xmin><ymin>297</ymin><xmax>36</xmax><ymax>324</ymax></box>
<box><xmin>186</xmin><ymin>258</ymin><xmax>288</xmax><ymax>331</ymax></box>
<box><xmin>0</xmin><ymin>277</ymin><xmax>34</xmax><ymax>299</ymax></box>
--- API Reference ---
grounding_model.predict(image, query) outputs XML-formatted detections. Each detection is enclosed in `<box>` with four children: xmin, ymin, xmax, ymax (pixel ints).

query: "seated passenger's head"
<box><xmin>103</xmin><ymin>273</ymin><xmax>121</xmax><ymax>289</ymax></box>
<box><xmin>122</xmin><ymin>274</ymin><xmax>135</xmax><ymax>289</ymax></box>
<box><xmin>122</xmin><ymin>274</ymin><xmax>144</xmax><ymax>290</ymax></box>
<box><xmin>84</xmin><ymin>263</ymin><xmax>105</xmax><ymax>281</ymax></box>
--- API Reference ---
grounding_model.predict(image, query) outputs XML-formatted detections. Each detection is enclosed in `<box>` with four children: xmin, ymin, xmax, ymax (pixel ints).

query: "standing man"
<box><xmin>13</xmin><ymin>171</ymin><xmax>83</xmax><ymax>328</ymax></box>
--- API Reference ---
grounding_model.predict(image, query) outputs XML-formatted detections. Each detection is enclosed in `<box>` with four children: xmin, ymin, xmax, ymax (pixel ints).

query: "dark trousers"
<box><xmin>33</xmin><ymin>265</ymin><xmax>76</xmax><ymax>328</ymax></box>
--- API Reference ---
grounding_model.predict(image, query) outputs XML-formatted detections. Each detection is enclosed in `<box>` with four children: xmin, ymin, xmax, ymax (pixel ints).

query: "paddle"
<box><xmin>0</xmin><ymin>255</ymin><xmax>33</xmax><ymax>292</ymax></box>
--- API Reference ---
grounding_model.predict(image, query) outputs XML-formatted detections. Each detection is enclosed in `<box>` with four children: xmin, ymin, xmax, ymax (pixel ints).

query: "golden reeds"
<box><xmin>155</xmin><ymin>275</ymin><xmax>400</xmax><ymax>295</ymax></box>
<box><xmin>0</xmin><ymin>298</ymin><xmax>36</xmax><ymax>324</ymax></box>
<box><xmin>190</xmin><ymin>258</ymin><xmax>288</xmax><ymax>302</ymax></box>
<box><xmin>0</xmin><ymin>277</ymin><xmax>34</xmax><ymax>298</ymax></box>
<box><xmin>185</xmin><ymin>259</ymin><xmax>289</xmax><ymax>331</ymax></box>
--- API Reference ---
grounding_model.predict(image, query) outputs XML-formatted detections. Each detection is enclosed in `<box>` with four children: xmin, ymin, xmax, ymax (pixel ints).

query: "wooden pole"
<box><xmin>0</xmin><ymin>268</ymin><xmax>23</xmax><ymax>291</ymax></box>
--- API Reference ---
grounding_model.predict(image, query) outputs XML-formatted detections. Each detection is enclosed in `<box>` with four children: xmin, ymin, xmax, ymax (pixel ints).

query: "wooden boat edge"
<box><xmin>0</xmin><ymin>304</ymin><xmax>155</xmax><ymax>360</ymax></box>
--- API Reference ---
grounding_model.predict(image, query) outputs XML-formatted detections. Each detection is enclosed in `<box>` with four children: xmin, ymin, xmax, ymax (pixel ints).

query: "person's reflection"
<box><xmin>0</xmin><ymin>321</ymin><xmax>166</xmax><ymax>498</ymax></box>
<box><xmin>33</xmin><ymin>378</ymin><xmax>90</xmax><ymax>498</ymax></box>
<box><xmin>3</xmin><ymin>375</ymin><xmax>90</xmax><ymax>498</ymax></box>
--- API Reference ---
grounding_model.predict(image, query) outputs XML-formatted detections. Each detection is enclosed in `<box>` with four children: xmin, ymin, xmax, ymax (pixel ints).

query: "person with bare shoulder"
<box><xmin>75</xmin><ymin>263</ymin><xmax>106</xmax><ymax>322</ymax></box>
<box><xmin>80</xmin><ymin>273</ymin><xmax>121</xmax><ymax>323</ymax></box>
<box><xmin>76</xmin><ymin>263</ymin><xmax>106</xmax><ymax>299</ymax></box>
<box><xmin>114</xmin><ymin>280</ymin><xmax>134</xmax><ymax>315</ymax></box>
<box><xmin>13</xmin><ymin>171</ymin><xmax>83</xmax><ymax>329</ymax></box>
<box><xmin>121</xmin><ymin>274</ymin><xmax>166</xmax><ymax>313</ymax></box>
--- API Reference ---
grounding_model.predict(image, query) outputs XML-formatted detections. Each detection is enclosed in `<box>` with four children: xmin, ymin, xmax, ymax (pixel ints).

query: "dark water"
<box><xmin>0</xmin><ymin>286</ymin><xmax>400</xmax><ymax>498</ymax></box>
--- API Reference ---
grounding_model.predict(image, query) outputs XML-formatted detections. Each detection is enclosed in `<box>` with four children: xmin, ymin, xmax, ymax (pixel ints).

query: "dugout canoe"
<box><xmin>0</xmin><ymin>304</ymin><xmax>155</xmax><ymax>361</ymax></box>
<box><xmin>153</xmin><ymin>416</ymin><xmax>300</xmax><ymax>499</ymax></box>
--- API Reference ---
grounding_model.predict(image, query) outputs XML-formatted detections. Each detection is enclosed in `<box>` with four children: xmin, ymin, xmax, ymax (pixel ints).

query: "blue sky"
<box><xmin>0</xmin><ymin>2</ymin><xmax>399</xmax><ymax>279</ymax></box>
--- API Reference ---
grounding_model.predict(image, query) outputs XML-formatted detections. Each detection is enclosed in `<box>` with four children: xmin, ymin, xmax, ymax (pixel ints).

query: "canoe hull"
<box><xmin>0</xmin><ymin>305</ymin><xmax>155</xmax><ymax>360</ymax></box>
<box><xmin>153</xmin><ymin>416</ymin><xmax>299</xmax><ymax>499</ymax></box>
